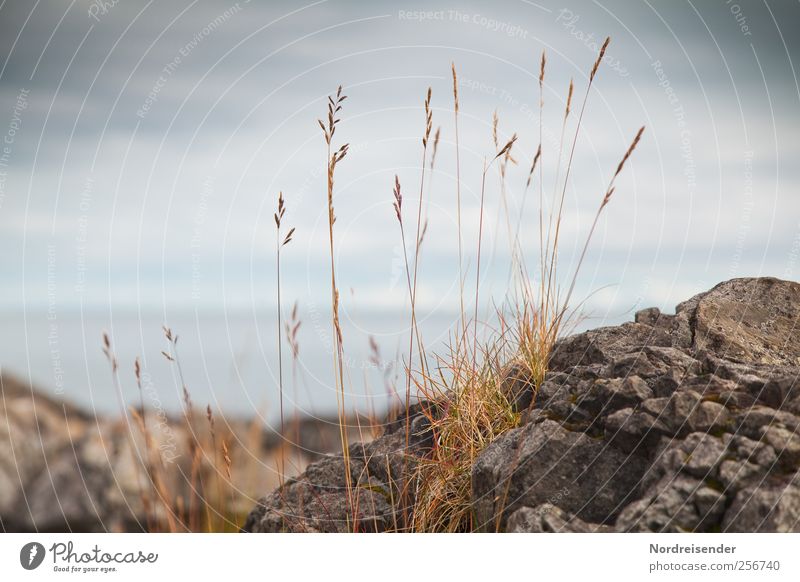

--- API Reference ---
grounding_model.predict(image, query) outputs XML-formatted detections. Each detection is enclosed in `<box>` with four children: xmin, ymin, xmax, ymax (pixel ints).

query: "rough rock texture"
<box><xmin>506</xmin><ymin>503</ymin><xmax>612</xmax><ymax>532</ymax></box>
<box><xmin>243</xmin><ymin>405</ymin><xmax>434</xmax><ymax>532</ymax></box>
<box><xmin>244</xmin><ymin>277</ymin><xmax>800</xmax><ymax>532</ymax></box>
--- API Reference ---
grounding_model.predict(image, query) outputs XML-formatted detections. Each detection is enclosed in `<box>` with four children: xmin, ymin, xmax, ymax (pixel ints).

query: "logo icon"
<box><xmin>20</xmin><ymin>542</ymin><xmax>46</xmax><ymax>570</ymax></box>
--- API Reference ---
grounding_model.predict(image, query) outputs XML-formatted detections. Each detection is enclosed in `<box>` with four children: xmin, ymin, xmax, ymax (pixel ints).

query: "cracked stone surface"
<box><xmin>244</xmin><ymin>277</ymin><xmax>800</xmax><ymax>532</ymax></box>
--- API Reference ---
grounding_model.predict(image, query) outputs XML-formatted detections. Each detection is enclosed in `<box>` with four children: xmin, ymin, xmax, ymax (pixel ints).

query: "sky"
<box><xmin>0</xmin><ymin>0</ymin><xmax>798</xmax><ymax>415</ymax></box>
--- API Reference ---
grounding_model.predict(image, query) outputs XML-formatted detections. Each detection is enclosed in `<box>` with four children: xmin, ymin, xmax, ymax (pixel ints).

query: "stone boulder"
<box><xmin>244</xmin><ymin>277</ymin><xmax>800</xmax><ymax>532</ymax></box>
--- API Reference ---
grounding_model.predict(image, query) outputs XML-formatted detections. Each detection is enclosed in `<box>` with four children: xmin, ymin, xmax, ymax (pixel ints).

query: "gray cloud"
<box><xmin>1</xmin><ymin>0</ymin><xmax>798</xmax><ymax>412</ymax></box>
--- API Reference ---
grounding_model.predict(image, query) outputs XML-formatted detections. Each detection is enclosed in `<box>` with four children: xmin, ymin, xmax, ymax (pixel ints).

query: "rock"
<box><xmin>604</xmin><ymin>407</ymin><xmax>670</xmax><ymax>453</ymax></box>
<box><xmin>21</xmin><ymin>440</ymin><xmax>118</xmax><ymax>532</ymax></box>
<box><xmin>718</xmin><ymin>459</ymin><xmax>760</xmax><ymax>490</ymax></box>
<box><xmin>760</xmin><ymin>376</ymin><xmax>798</xmax><ymax>409</ymax></box>
<box><xmin>0</xmin><ymin>372</ymin><xmax>343</xmax><ymax>532</ymax></box>
<box><xmin>736</xmin><ymin>406</ymin><xmax>799</xmax><ymax>440</ymax></box>
<box><xmin>635</xmin><ymin>307</ymin><xmax>662</xmax><ymax>326</ymax></box>
<box><xmin>499</xmin><ymin>363</ymin><xmax>537</xmax><ymax>411</ymax></box>
<box><xmin>760</xmin><ymin>426</ymin><xmax>800</xmax><ymax>468</ymax></box>
<box><xmin>243</xmin><ymin>405</ymin><xmax>433</xmax><ymax>533</ymax></box>
<box><xmin>471</xmin><ymin>419</ymin><xmax>648</xmax><ymax>530</ymax></box>
<box><xmin>0</xmin><ymin>374</ymin><xmax>93</xmax><ymax>530</ymax></box>
<box><xmin>240</xmin><ymin>278</ymin><xmax>800</xmax><ymax>532</ymax></box>
<box><xmin>577</xmin><ymin>376</ymin><xmax>653</xmax><ymax>416</ymax></box>
<box><xmin>722</xmin><ymin>484</ymin><xmax>800</xmax><ymax>532</ymax></box>
<box><xmin>687</xmin><ymin>277</ymin><xmax>800</xmax><ymax>366</ymax></box>
<box><xmin>679</xmin><ymin>433</ymin><xmax>728</xmax><ymax>478</ymax></box>
<box><xmin>616</xmin><ymin>476</ymin><xmax>726</xmax><ymax>532</ymax></box>
<box><xmin>506</xmin><ymin>503</ymin><xmax>610</xmax><ymax>532</ymax></box>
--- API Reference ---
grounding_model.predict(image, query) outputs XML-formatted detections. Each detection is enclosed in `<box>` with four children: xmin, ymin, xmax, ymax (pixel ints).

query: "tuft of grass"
<box><xmin>99</xmin><ymin>36</ymin><xmax>644</xmax><ymax>534</ymax></box>
<box><xmin>400</xmin><ymin>36</ymin><xmax>645</xmax><ymax>532</ymax></box>
<box><xmin>102</xmin><ymin>330</ymin><xmax>266</xmax><ymax>532</ymax></box>
<box><xmin>411</xmin><ymin>334</ymin><xmax>519</xmax><ymax>532</ymax></box>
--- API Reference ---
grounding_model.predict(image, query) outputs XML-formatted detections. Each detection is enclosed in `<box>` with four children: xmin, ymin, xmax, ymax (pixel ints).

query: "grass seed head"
<box><xmin>590</xmin><ymin>37</ymin><xmax>611</xmax><ymax>82</ymax></box>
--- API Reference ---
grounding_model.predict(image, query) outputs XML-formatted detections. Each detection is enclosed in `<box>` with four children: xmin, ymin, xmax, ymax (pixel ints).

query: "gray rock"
<box><xmin>680</xmin><ymin>433</ymin><xmax>728</xmax><ymax>478</ymax></box>
<box><xmin>243</xmin><ymin>278</ymin><xmax>800</xmax><ymax>533</ymax></box>
<box><xmin>635</xmin><ymin>307</ymin><xmax>662</xmax><ymax>326</ymax></box>
<box><xmin>688</xmin><ymin>277</ymin><xmax>800</xmax><ymax>366</ymax></box>
<box><xmin>577</xmin><ymin>376</ymin><xmax>653</xmax><ymax>416</ymax></box>
<box><xmin>244</xmin><ymin>406</ymin><xmax>434</xmax><ymax>533</ymax></box>
<box><xmin>759</xmin><ymin>426</ymin><xmax>800</xmax><ymax>468</ymax></box>
<box><xmin>506</xmin><ymin>503</ymin><xmax>610</xmax><ymax>532</ymax></box>
<box><xmin>499</xmin><ymin>363</ymin><xmax>537</xmax><ymax>412</ymax></box>
<box><xmin>0</xmin><ymin>371</ymin><xmax>344</xmax><ymax>532</ymax></box>
<box><xmin>471</xmin><ymin>420</ymin><xmax>647</xmax><ymax>530</ymax></box>
<box><xmin>604</xmin><ymin>408</ymin><xmax>670</xmax><ymax>453</ymax></box>
<box><xmin>760</xmin><ymin>376</ymin><xmax>798</xmax><ymax>409</ymax></box>
<box><xmin>722</xmin><ymin>484</ymin><xmax>800</xmax><ymax>532</ymax></box>
<box><xmin>615</xmin><ymin>476</ymin><xmax>726</xmax><ymax>532</ymax></box>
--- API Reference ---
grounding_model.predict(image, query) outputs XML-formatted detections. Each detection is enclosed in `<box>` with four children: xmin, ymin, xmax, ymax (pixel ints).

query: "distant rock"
<box><xmin>0</xmin><ymin>374</ymin><xmax>345</xmax><ymax>532</ymax></box>
<box><xmin>244</xmin><ymin>277</ymin><xmax>800</xmax><ymax>532</ymax></box>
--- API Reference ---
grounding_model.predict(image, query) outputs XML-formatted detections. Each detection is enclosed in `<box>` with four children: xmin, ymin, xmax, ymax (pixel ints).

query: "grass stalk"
<box><xmin>451</xmin><ymin>64</ymin><xmax>466</xmax><ymax>334</ymax></box>
<box><xmin>318</xmin><ymin>86</ymin><xmax>353</xmax><ymax>525</ymax></box>
<box><xmin>273</xmin><ymin>191</ymin><xmax>295</xmax><ymax>485</ymax></box>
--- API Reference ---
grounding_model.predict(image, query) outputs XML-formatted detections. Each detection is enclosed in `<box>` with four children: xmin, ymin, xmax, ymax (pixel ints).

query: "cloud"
<box><xmin>1</xmin><ymin>0</ymin><xmax>798</xmax><ymax>318</ymax></box>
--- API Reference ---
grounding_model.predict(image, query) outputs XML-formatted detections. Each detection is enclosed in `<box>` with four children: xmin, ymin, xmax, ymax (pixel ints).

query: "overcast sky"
<box><xmin>2</xmin><ymin>0</ymin><xmax>799</xmax><ymax>314</ymax></box>
<box><xmin>1</xmin><ymin>0</ymin><xmax>799</xmax><ymax>411</ymax></box>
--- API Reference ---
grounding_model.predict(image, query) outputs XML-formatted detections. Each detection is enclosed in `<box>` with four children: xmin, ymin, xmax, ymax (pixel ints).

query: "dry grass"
<box><xmin>318</xmin><ymin>85</ymin><xmax>354</xmax><ymax>520</ymax></box>
<box><xmin>274</xmin><ymin>191</ymin><xmax>294</xmax><ymax>484</ymax></box>
<box><xmin>396</xmin><ymin>36</ymin><xmax>644</xmax><ymax>532</ymax></box>
<box><xmin>103</xmin><ymin>329</ymin><xmax>252</xmax><ymax>532</ymax></box>
<box><xmin>103</xmin><ymin>36</ymin><xmax>643</xmax><ymax>533</ymax></box>
<box><xmin>411</xmin><ymin>334</ymin><xmax>520</xmax><ymax>532</ymax></box>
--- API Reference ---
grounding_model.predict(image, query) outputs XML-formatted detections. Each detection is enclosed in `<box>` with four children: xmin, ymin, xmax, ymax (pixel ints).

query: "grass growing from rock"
<box><xmin>410</xmin><ymin>334</ymin><xmax>521</xmax><ymax>531</ymax></box>
<box><xmin>384</xmin><ymin>37</ymin><xmax>642</xmax><ymax>532</ymax></box>
<box><xmin>106</xmin><ymin>36</ymin><xmax>643</xmax><ymax>533</ymax></box>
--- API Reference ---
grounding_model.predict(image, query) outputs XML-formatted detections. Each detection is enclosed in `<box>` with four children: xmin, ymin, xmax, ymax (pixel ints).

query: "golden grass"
<box><xmin>318</xmin><ymin>86</ymin><xmax>353</xmax><ymax>520</ymax></box>
<box><xmin>411</xmin><ymin>333</ymin><xmax>520</xmax><ymax>532</ymax></box>
<box><xmin>104</xmin><ymin>36</ymin><xmax>643</xmax><ymax>533</ymax></box>
<box><xmin>397</xmin><ymin>36</ymin><xmax>644</xmax><ymax>532</ymax></box>
<box><xmin>103</xmin><ymin>330</ymin><xmax>253</xmax><ymax>532</ymax></box>
<box><xmin>274</xmin><ymin>191</ymin><xmax>294</xmax><ymax>484</ymax></box>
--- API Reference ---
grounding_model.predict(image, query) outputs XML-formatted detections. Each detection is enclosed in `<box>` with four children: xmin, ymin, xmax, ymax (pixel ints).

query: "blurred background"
<box><xmin>0</xmin><ymin>0</ymin><xmax>798</xmax><ymax>425</ymax></box>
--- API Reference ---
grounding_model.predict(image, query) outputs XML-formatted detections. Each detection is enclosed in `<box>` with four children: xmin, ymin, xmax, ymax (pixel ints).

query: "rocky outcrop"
<box><xmin>244</xmin><ymin>277</ymin><xmax>800</xmax><ymax>532</ymax></box>
<box><xmin>242</xmin><ymin>405</ymin><xmax>434</xmax><ymax>532</ymax></box>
